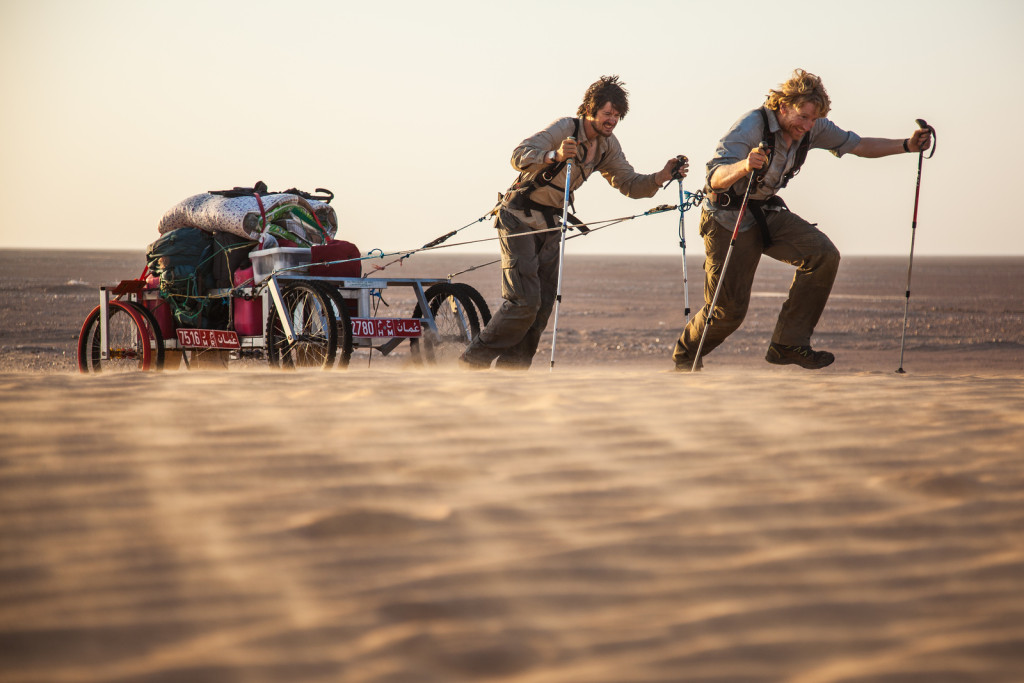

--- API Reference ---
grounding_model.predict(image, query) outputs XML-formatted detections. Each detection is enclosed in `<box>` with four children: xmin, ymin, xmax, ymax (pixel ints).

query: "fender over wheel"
<box><xmin>77</xmin><ymin>300</ymin><xmax>164</xmax><ymax>373</ymax></box>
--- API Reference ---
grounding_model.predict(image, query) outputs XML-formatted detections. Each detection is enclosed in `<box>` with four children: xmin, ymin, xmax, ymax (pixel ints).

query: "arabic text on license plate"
<box><xmin>350</xmin><ymin>318</ymin><xmax>421</xmax><ymax>338</ymax></box>
<box><xmin>176</xmin><ymin>328</ymin><xmax>241</xmax><ymax>349</ymax></box>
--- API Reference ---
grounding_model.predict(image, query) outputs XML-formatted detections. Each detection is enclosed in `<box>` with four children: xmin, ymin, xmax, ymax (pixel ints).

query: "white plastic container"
<box><xmin>250</xmin><ymin>247</ymin><xmax>312</xmax><ymax>283</ymax></box>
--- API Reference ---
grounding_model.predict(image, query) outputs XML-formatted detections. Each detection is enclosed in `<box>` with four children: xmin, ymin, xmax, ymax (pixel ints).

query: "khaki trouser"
<box><xmin>461</xmin><ymin>209</ymin><xmax>561</xmax><ymax>369</ymax></box>
<box><xmin>673</xmin><ymin>208</ymin><xmax>840</xmax><ymax>364</ymax></box>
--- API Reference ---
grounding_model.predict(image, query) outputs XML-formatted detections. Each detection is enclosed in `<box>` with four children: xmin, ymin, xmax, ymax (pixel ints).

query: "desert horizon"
<box><xmin>2</xmin><ymin>249</ymin><xmax>1022</xmax><ymax>374</ymax></box>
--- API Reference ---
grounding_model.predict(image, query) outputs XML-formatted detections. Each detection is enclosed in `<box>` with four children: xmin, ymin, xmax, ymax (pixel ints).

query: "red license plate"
<box><xmin>176</xmin><ymin>328</ymin><xmax>241</xmax><ymax>349</ymax></box>
<box><xmin>350</xmin><ymin>318</ymin><xmax>422</xmax><ymax>338</ymax></box>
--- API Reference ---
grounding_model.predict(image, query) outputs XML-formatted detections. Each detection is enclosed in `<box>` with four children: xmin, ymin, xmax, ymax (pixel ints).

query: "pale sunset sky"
<box><xmin>1</xmin><ymin>0</ymin><xmax>1019</xmax><ymax>257</ymax></box>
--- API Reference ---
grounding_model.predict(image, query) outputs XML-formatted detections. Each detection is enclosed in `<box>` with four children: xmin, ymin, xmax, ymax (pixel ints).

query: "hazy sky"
<box><xmin>1</xmin><ymin>0</ymin><xmax>1020</xmax><ymax>258</ymax></box>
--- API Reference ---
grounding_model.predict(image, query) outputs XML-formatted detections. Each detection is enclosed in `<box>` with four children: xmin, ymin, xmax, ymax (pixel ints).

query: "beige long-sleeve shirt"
<box><xmin>504</xmin><ymin>117</ymin><xmax>661</xmax><ymax>230</ymax></box>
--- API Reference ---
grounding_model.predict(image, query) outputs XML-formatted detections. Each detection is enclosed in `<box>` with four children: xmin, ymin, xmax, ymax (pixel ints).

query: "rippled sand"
<box><xmin>1</xmin><ymin>250</ymin><xmax>1023</xmax><ymax>681</ymax></box>
<box><xmin>2</xmin><ymin>368</ymin><xmax>1024</xmax><ymax>682</ymax></box>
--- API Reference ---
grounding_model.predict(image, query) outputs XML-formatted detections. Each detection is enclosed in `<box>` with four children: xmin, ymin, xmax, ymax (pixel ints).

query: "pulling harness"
<box><xmin>706</xmin><ymin>107</ymin><xmax>812</xmax><ymax>247</ymax></box>
<box><xmin>502</xmin><ymin>118</ymin><xmax>592</xmax><ymax>233</ymax></box>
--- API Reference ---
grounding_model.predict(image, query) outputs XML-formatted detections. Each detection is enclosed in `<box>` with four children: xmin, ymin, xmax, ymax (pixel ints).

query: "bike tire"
<box><xmin>310</xmin><ymin>282</ymin><xmax>355</xmax><ymax>369</ymax></box>
<box><xmin>265</xmin><ymin>280</ymin><xmax>338</xmax><ymax>370</ymax></box>
<box><xmin>124</xmin><ymin>300</ymin><xmax>166</xmax><ymax>370</ymax></box>
<box><xmin>77</xmin><ymin>300</ymin><xmax>155</xmax><ymax>373</ymax></box>
<box><xmin>408</xmin><ymin>282</ymin><xmax>481</xmax><ymax>365</ymax></box>
<box><xmin>449</xmin><ymin>282</ymin><xmax>491</xmax><ymax>326</ymax></box>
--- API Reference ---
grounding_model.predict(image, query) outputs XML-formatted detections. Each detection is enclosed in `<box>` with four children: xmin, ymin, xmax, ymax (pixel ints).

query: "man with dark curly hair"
<box><xmin>672</xmin><ymin>69</ymin><xmax>932</xmax><ymax>371</ymax></box>
<box><xmin>460</xmin><ymin>75</ymin><xmax>686</xmax><ymax>370</ymax></box>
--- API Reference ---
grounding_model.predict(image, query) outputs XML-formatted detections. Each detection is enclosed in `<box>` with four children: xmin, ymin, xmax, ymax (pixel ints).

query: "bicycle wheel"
<box><xmin>266</xmin><ymin>280</ymin><xmax>338</xmax><ymax>370</ymax></box>
<box><xmin>449</xmin><ymin>282</ymin><xmax>491</xmax><ymax>326</ymax></box>
<box><xmin>314</xmin><ymin>283</ymin><xmax>355</xmax><ymax>368</ymax></box>
<box><xmin>124</xmin><ymin>300</ymin><xmax>166</xmax><ymax>370</ymax></box>
<box><xmin>77</xmin><ymin>300</ymin><xmax>155</xmax><ymax>373</ymax></box>
<box><xmin>409</xmin><ymin>283</ymin><xmax>480</xmax><ymax>365</ymax></box>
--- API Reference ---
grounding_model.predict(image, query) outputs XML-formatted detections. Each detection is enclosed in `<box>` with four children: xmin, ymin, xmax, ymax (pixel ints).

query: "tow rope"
<box><xmin>333</xmin><ymin>197</ymin><xmax>705</xmax><ymax>281</ymax></box>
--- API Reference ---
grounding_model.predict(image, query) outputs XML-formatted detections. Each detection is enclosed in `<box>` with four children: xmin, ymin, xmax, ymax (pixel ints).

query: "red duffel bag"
<box><xmin>310</xmin><ymin>239</ymin><xmax>361</xmax><ymax>278</ymax></box>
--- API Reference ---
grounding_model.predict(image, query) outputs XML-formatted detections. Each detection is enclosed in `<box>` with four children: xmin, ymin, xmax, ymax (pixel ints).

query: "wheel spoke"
<box><xmin>408</xmin><ymin>283</ymin><xmax>482</xmax><ymax>365</ymax></box>
<box><xmin>266</xmin><ymin>281</ymin><xmax>337</xmax><ymax>370</ymax></box>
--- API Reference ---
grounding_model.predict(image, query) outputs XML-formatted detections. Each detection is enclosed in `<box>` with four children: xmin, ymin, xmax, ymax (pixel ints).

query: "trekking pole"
<box><xmin>677</xmin><ymin>175</ymin><xmax>690</xmax><ymax>322</ymax></box>
<box><xmin>691</xmin><ymin>144</ymin><xmax>765</xmax><ymax>372</ymax></box>
<box><xmin>896</xmin><ymin>119</ymin><xmax>936</xmax><ymax>374</ymax></box>
<box><xmin>549</xmin><ymin>139</ymin><xmax>575</xmax><ymax>371</ymax></box>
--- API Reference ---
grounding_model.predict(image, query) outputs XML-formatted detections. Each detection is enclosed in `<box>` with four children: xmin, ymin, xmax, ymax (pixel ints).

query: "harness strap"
<box><xmin>747</xmin><ymin>200</ymin><xmax>772</xmax><ymax>249</ymax></box>
<box><xmin>505</xmin><ymin>195</ymin><xmax>589</xmax><ymax>233</ymax></box>
<box><xmin>506</xmin><ymin>118</ymin><xmax>584</xmax><ymax>201</ymax></box>
<box><xmin>707</xmin><ymin>108</ymin><xmax>812</xmax><ymax>213</ymax></box>
<box><xmin>757</xmin><ymin>107</ymin><xmax>811</xmax><ymax>189</ymax></box>
<box><xmin>707</xmin><ymin>194</ymin><xmax>788</xmax><ymax>248</ymax></box>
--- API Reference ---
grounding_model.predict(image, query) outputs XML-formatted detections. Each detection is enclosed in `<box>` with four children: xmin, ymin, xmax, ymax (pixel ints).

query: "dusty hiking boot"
<box><xmin>673</xmin><ymin>356</ymin><xmax>703</xmax><ymax>372</ymax></box>
<box><xmin>672</xmin><ymin>340</ymin><xmax>703</xmax><ymax>372</ymax></box>
<box><xmin>458</xmin><ymin>352</ymin><xmax>492</xmax><ymax>370</ymax></box>
<box><xmin>765</xmin><ymin>343</ymin><xmax>835</xmax><ymax>369</ymax></box>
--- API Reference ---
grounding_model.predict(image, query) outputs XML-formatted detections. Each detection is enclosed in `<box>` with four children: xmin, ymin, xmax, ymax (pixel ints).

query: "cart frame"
<box><xmin>83</xmin><ymin>269</ymin><xmax>484</xmax><ymax>372</ymax></box>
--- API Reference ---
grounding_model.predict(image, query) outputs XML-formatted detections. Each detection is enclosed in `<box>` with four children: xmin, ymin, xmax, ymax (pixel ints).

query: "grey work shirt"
<box><xmin>704</xmin><ymin>107</ymin><xmax>861</xmax><ymax>233</ymax></box>
<box><xmin>504</xmin><ymin>117</ymin><xmax>661</xmax><ymax>231</ymax></box>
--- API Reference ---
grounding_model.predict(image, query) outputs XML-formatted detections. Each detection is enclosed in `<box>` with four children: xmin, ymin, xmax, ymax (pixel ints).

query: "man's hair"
<box><xmin>764</xmin><ymin>69</ymin><xmax>831</xmax><ymax>117</ymax></box>
<box><xmin>577</xmin><ymin>75</ymin><xmax>630</xmax><ymax>119</ymax></box>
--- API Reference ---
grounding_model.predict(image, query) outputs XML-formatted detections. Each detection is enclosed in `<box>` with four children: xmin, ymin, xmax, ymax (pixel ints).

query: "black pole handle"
<box><xmin>671</xmin><ymin>154</ymin><xmax>688</xmax><ymax>180</ymax></box>
<box><xmin>753</xmin><ymin>142</ymin><xmax>769</xmax><ymax>183</ymax></box>
<box><xmin>915</xmin><ymin>118</ymin><xmax>937</xmax><ymax>158</ymax></box>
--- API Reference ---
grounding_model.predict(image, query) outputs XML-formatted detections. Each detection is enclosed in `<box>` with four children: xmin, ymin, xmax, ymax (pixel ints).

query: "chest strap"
<box><xmin>758</xmin><ymin>107</ymin><xmax>811</xmax><ymax>190</ymax></box>
<box><xmin>505</xmin><ymin>118</ymin><xmax>599</xmax><ymax>211</ymax></box>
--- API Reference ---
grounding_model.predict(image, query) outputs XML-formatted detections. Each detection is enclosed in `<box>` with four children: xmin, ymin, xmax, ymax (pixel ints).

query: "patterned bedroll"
<box><xmin>157</xmin><ymin>192</ymin><xmax>338</xmax><ymax>246</ymax></box>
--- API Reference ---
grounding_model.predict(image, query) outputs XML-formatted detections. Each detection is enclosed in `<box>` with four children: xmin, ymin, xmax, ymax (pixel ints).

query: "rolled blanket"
<box><xmin>157</xmin><ymin>192</ymin><xmax>338</xmax><ymax>246</ymax></box>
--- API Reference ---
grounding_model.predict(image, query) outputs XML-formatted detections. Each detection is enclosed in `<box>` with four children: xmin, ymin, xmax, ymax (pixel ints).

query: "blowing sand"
<box><xmin>1</xmin><ymin>249</ymin><xmax>1023</xmax><ymax>682</ymax></box>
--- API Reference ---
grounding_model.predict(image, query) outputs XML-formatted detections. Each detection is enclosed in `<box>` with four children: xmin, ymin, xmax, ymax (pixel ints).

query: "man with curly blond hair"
<box><xmin>460</xmin><ymin>75</ymin><xmax>687</xmax><ymax>370</ymax></box>
<box><xmin>672</xmin><ymin>69</ymin><xmax>932</xmax><ymax>371</ymax></box>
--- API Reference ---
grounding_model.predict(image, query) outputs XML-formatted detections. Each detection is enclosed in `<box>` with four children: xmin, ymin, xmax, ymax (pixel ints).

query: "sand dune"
<box><xmin>2</xmin><ymin>367</ymin><xmax>1024</xmax><ymax>682</ymax></box>
<box><xmin>1</xmin><ymin>250</ymin><xmax>1023</xmax><ymax>681</ymax></box>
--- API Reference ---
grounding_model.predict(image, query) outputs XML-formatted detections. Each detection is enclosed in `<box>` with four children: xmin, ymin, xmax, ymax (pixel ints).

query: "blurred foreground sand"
<box><xmin>2</xmin><ymin>368</ymin><xmax>1023</xmax><ymax>682</ymax></box>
